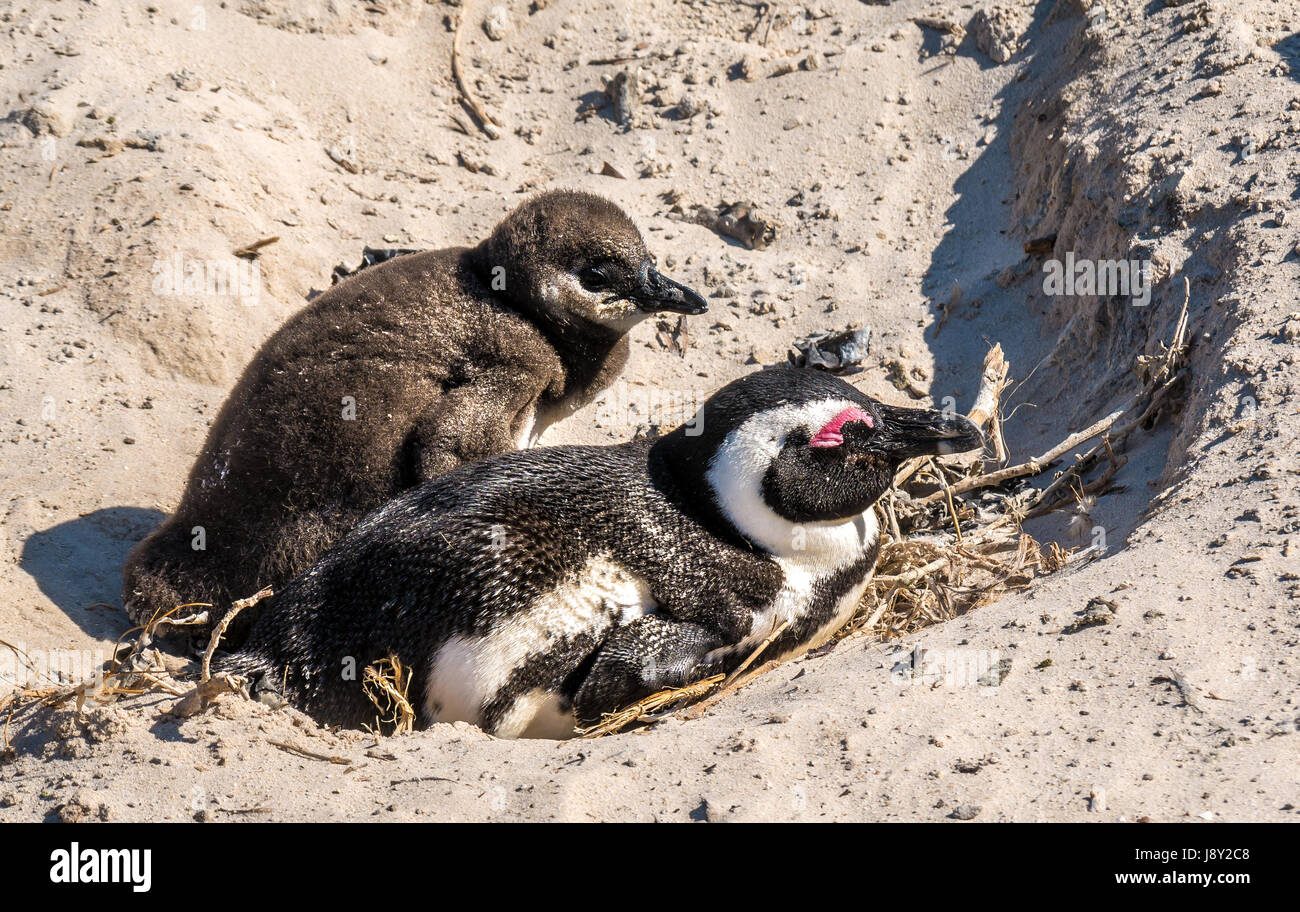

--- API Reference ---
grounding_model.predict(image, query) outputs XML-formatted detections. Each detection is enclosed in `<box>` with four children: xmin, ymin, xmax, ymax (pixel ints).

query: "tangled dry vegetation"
<box><xmin>1</xmin><ymin>591</ymin><xmax>415</xmax><ymax>742</ymax></box>
<box><xmin>1</xmin><ymin>290</ymin><xmax>1191</xmax><ymax>743</ymax></box>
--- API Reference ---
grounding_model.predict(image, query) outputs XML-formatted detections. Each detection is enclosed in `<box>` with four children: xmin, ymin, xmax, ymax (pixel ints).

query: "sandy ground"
<box><xmin>1</xmin><ymin>0</ymin><xmax>1297</xmax><ymax>821</ymax></box>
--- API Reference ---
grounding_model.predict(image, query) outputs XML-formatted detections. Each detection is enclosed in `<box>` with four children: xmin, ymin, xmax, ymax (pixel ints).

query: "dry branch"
<box><xmin>168</xmin><ymin>673</ymin><xmax>240</xmax><ymax>718</ymax></box>
<box><xmin>451</xmin><ymin>2</ymin><xmax>503</xmax><ymax>139</ymax></box>
<box><xmin>201</xmin><ymin>586</ymin><xmax>272</xmax><ymax>683</ymax></box>
<box><xmin>233</xmin><ymin>236</ymin><xmax>279</xmax><ymax>260</ymax></box>
<box><xmin>892</xmin><ymin>343</ymin><xmax>1009</xmax><ymax>490</ymax></box>
<box><xmin>1020</xmin><ymin>279</ymin><xmax>1191</xmax><ymax>516</ymax></box>
<box><xmin>966</xmin><ymin>343</ymin><xmax>1009</xmax><ymax>432</ymax></box>
<box><xmin>871</xmin><ymin>554</ymin><xmax>951</xmax><ymax>587</ymax></box>
<box><xmin>577</xmin><ymin>674</ymin><xmax>724</xmax><ymax>739</ymax></box>
<box><xmin>919</xmin><ymin>406</ymin><xmax>1126</xmax><ymax>504</ymax></box>
<box><xmin>267</xmin><ymin>738</ymin><xmax>352</xmax><ymax>764</ymax></box>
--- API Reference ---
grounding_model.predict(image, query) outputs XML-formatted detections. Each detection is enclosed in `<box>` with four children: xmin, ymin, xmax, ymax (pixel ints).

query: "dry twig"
<box><xmin>233</xmin><ymin>236</ymin><xmax>279</xmax><ymax>259</ymax></box>
<box><xmin>201</xmin><ymin>587</ymin><xmax>273</xmax><ymax>683</ymax></box>
<box><xmin>267</xmin><ymin>739</ymin><xmax>352</xmax><ymax>764</ymax></box>
<box><xmin>362</xmin><ymin>654</ymin><xmax>417</xmax><ymax>735</ymax></box>
<box><xmin>576</xmin><ymin>674</ymin><xmax>724</xmax><ymax>739</ymax></box>
<box><xmin>918</xmin><ymin>406</ymin><xmax>1126</xmax><ymax>504</ymax></box>
<box><xmin>451</xmin><ymin>2</ymin><xmax>503</xmax><ymax>139</ymax></box>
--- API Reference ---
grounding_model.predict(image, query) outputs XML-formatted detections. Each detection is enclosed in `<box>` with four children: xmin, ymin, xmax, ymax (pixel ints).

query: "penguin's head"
<box><xmin>656</xmin><ymin>368</ymin><xmax>983</xmax><ymax>556</ymax></box>
<box><xmin>478</xmin><ymin>189</ymin><xmax>707</xmax><ymax>333</ymax></box>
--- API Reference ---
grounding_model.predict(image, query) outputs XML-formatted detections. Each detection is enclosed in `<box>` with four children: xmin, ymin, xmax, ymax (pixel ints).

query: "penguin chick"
<box><xmin>226</xmin><ymin>368</ymin><xmax>982</xmax><ymax>738</ymax></box>
<box><xmin>122</xmin><ymin>190</ymin><xmax>706</xmax><ymax>643</ymax></box>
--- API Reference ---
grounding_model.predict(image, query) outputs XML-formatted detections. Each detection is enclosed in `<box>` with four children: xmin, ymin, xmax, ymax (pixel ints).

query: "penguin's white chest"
<box><xmin>711</xmin><ymin>508</ymin><xmax>880</xmax><ymax>665</ymax></box>
<box><xmin>775</xmin><ymin>509</ymin><xmax>879</xmax><ymax>650</ymax></box>
<box><xmin>423</xmin><ymin>556</ymin><xmax>653</xmax><ymax>738</ymax></box>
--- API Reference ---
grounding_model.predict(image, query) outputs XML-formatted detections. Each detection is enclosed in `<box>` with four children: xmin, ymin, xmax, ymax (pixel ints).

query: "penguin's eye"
<box><xmin>579</xmin><ymin>266</ymin><xmax>610</xmax><ymax>292</ymax></box>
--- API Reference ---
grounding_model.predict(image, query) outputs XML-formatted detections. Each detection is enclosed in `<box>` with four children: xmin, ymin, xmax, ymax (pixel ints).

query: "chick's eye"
<box><xmin>579</xmin><ymin>267</ymin><xmax>609</xmax><ymax>292</ymax></box>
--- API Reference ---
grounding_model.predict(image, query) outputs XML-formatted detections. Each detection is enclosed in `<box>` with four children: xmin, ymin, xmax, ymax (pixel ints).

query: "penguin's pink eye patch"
<box><xmin>809</xmin><ymin>406</ymin><xmax>873</xmax><ymax>448</ymax></box>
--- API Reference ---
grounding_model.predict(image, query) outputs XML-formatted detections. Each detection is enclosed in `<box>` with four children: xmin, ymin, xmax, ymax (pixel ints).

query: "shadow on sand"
<box><xmin>18</xmin><ymin>507</ymin><xmax>163</xmax><ymax>640</ymax></box>
<box><xmin>919</xmin><ymin>0</ymin><xmax>1163</xmax><ymax>553</ymax></box>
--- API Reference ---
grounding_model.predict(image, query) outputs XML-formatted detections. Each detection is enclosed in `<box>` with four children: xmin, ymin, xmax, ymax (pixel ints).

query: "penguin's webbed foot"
<box><xmin>217</xmin><ymin>652</ymin><xmax>287</xmax><ymax>709</ymax></box>
<box><xmin>248</xmin><ymin>670</ymin><xmax>288</xmax><ymax>709</ymax></box>
<box><xmin>573</xmin><ymin>616</ymin><xmax>729</xmax><ymax>723</ymax></box>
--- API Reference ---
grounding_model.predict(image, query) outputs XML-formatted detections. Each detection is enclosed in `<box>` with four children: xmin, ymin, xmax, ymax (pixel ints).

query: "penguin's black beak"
<box><xmin>632</xmin><ymin>261</ymin><xmax>708</xmax><ymax>315</ymax></box>
<box><xmin>869</xmin><ymin>403</ymin><xmax>984</xmax><ymax>460</ymax></box>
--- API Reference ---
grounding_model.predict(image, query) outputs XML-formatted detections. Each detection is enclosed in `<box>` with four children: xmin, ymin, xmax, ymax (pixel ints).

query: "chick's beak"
<box><xmin>632</xmin><ymin>261</ymin><xmax>708</xmax><ymax>315</ymax></box>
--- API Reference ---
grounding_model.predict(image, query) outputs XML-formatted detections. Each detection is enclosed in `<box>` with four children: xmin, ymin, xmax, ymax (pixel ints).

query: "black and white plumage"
<box><xmin>122</xmin><ymin>190</ymin><xmax>706</xmax><ymax>644</ymax></box>
<box><xmin>226</xmin><ymin>368</ymin><xmax>982</xmax><ymax>738</ymax></box>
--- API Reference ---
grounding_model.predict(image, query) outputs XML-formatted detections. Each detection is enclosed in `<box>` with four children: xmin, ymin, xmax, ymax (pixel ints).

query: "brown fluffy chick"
<box><xmin>122</xmin><ymin>189</ymin><xmax>706</xmax><ymax>643</ymax></box>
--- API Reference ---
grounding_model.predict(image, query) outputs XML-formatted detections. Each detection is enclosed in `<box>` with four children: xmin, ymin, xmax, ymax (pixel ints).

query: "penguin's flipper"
<box><xmin>404</xmin><ymin>367</ymin><xmax>550</xmax><ymax>481</ymax></box>
<box><xmin>572</xmin><ymin>615</ymin><xmax>730</xmax><ymax>723</ymax></box>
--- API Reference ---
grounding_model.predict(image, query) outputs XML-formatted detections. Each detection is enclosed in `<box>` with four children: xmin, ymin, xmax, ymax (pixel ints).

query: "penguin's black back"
<box><xmin>229</xmin><ymin>441</ymin><xmax>783</xmax><ymax>729</ymax></box>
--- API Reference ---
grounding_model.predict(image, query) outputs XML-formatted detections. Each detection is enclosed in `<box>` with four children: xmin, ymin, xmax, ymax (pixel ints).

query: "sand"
<box><xmin>1</xmin><ymin>0</ymin><xmax>1297</xmax><ymax>821</ymax></box>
